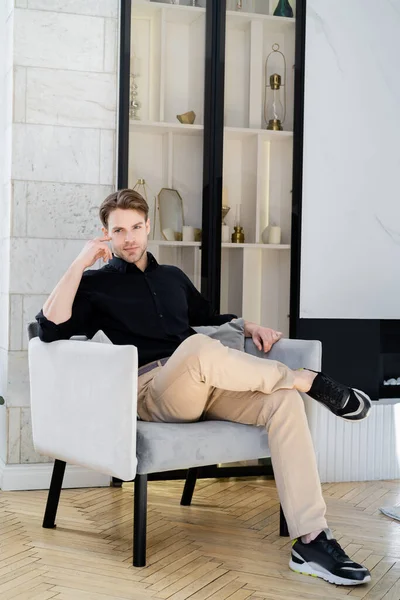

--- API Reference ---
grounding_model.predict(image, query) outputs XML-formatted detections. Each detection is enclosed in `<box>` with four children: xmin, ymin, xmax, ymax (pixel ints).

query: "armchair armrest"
<box><xmin>245</xmin><ymin>337</ymin><xmax>322</xmax><ymax>432</ymax></box>
<box><xmin>245</xmin><ymin>337</ymin><xmax>322</xmax><ymax>372</ymax></box>
<box><xmin>28</xmin><ymin>338</ymin><xmax>138</xmax><ymax>481</ymax></box>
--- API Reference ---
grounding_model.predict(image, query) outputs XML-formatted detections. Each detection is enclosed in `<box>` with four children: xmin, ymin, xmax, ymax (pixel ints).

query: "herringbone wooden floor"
<box><xmin>1</xmin><ymin>478</ymin><xmax>400</xmax><ymax>600</ymax></box>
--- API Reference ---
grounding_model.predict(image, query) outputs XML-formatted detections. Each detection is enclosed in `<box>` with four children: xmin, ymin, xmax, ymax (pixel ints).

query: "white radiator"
<box><xmin>307</xmin><ymin>400</ymin><xmax>400</xmax><ymax>483</ymax></box>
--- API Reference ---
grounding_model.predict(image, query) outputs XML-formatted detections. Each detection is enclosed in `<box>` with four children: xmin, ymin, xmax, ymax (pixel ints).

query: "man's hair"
<box><xmin>99</xmin><ymin>189</ymin><xmax>149</xmax><ymax>227</ymax></box>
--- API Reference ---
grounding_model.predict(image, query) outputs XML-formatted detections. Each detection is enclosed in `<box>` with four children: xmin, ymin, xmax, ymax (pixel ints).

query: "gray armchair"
<box><xmin>27</xmin><ymin>322</ymin><xmax>321</xmax><ymax>567</ymax></box>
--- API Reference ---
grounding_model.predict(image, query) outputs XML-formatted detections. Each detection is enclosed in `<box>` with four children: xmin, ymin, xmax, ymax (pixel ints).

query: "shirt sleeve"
<box><xmin>36</xmin><ymin>287</ymin><xmax>93</xmax><ymax>343</ymax></box>
<box><xmin>183</xmin><ymin>272</ymin><xmax>237</xmax><ymax>326</ymax></box>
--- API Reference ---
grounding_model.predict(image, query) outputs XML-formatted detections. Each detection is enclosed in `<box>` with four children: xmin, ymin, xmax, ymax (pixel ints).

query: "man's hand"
<box><xmin>244</xmin><ymin>321</ymin><xmax>283</xmax><ymax>353</ymax></box>
<box><xmin>74</xmin><ymin>236</ymin><xmax>113</xmax><ymax>270</ymax></box>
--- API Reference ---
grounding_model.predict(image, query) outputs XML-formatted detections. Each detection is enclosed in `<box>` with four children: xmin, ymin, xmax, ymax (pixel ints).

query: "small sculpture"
<box><xmin>177</xmin><ymin>111</ymin><xmax>196</xmax><ymax>125</ymax></box>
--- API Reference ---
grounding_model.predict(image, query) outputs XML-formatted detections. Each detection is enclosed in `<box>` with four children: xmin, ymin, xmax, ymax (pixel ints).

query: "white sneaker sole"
<box><xmin>317</xmin><ymin>388</ymin><xmax>372</xmax><ymax>422</ymax></box>
<box><xmin>289</xmin><ymin>559</ymin><xmax>371</xmax><ymax>586</ymax></box>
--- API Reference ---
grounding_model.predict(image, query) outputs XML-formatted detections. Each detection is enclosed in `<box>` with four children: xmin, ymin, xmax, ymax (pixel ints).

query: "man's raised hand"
<box><xmin>74</xmin><ymin>236</ymin><xmax>113</xmax><ymax>270</ymax></box>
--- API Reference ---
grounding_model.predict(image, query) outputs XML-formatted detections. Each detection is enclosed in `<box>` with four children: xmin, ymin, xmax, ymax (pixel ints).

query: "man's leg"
<box><xmin>138</xmin><ymin>333</ymin><xmax>371</xmax><ymax>586</ymax></box>
<box><xmin>141</xmin><ymin>333</ymin><xmax>371</xmax><ymax>423</ymax></box>
<box><xmin>205</xmin><ymin>386</ymin><xmax>327</xmax><ymax>539</ymax></box>
<box><xmin>141</xmin><ymin>334</ymin><xmax>298</xmax><ymax>422</ymax></box>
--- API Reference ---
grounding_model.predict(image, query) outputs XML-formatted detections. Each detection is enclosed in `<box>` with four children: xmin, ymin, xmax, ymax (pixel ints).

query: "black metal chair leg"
<box><xmin>133</xmin><ymin>474</ymin><xmax>147</xmax><ymax>567</ymax></box>
<box><xmin>279</xmin><ymin>504</ymin><xmax>289</xmax><ymax>537</ymax></box>
<box><xmin>43</xmin><ymin>459</ymin><xmax>66</xmax><ymax>529</ymax></box>
<box><xmin>180</xmin><ymin>467</ymin><xmax>198</xmax><ymax>506</ymax></box>
<box><xmin>111</xmin><ymin>477</ymin><xmax>123</xmax><ymax>488</ymax></box>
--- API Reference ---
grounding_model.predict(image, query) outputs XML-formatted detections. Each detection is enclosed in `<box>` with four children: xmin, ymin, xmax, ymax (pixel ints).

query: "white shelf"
<box><xmin>133</xmin><ymin>1</ymin><xmax>205</xmax><ymax>23</ymax></box>
<box><xmin>129</xmin><ymin>120</ymin><xmax>203</xmax><ymax>136</ymax></box>
<box><xmin>133</xmin><ymin>2</ymin><xmax>294</xmax><ymax>29</ymax></box>
<box><xmin>129</xmin><ymin>120</ymin><xmax>293</xmax><ymax>141</ymax></box>
<box><xmin>226</xmin><ymin>10</ymin><xmax>295</xmax><ymax>31</ymax></box>
<box><xmin>148</xmin><ymin>240</ymin><xmax>290</xmax><ymax>250</ymax></box>
<box><xmin>225</xmin><ymin>127</ymin><xmax>293</xmax><ymax>141</ymax></box>
<box><xmin>222</xmin><ymin>243</ymin><xmax>290</xmax><ymax>249</ymax></box>
<box><xmin>148</xmin><ymin>240</ymin><xmax>201</xmax><ymax>247</ymax></box>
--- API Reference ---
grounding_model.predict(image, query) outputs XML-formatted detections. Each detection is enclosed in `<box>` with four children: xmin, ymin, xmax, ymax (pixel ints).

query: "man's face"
<box><xmin>103</xmin><ymin>208</ymin><xmax>150</xmax><ymax>265</ymax></box>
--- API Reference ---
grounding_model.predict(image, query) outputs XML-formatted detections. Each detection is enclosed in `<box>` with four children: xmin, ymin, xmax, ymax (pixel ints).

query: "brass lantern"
<box><xmin>264</xmin><ymin>43</ymin><xmax>286</xmax><ymax>131</ymax></box>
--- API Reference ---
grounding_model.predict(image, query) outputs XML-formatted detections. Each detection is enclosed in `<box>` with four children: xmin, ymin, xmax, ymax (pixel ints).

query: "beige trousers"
<box><xmin>137</xmin><ymin>333</ymin><xmax>328</xmax><ymax>539</ymax></box>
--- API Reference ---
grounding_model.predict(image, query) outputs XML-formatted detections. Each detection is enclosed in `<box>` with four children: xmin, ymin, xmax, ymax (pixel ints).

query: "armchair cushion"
<box><xmin>193</xmin><ymin>318</ymin><xmax>245</xmax><ymax>351</ymax></box>
<box><xmin>136</xmin><ymin>420</ymin><xmax>269</xmax><ymax>474</ymax></box>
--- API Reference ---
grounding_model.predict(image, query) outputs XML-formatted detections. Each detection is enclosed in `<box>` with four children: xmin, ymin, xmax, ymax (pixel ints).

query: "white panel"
<box><xmin>311</xmin><ymin>401</ymin><xmax>400</xmax><ymax>483</ymax></box>
<box><xmin>223</xmin><ymin>140</ymin><xmax>243</xmax><ymax>234</ymax></box>
<box><xmin>172</xmin><ymin>134</ymin><xmax>203</xmax><ymax>230</ymax></box>
<box><xmin>220</xmin><ymin>249</ymin><xmax>243</xmax><ymax>318</ymax></box>
<box><xmin>13</xmin><ymin>124</ymin><xmax>101</xmax><ymax>184</ymax></box>
<box><xmin>9</xmin><ymin>238</ymin><xmax>85</xmax><ymax>294</ymax></box>
<box><xmin>188</xmin><ymin>14</ymin><xmax>206</xmax><ymax>125</ymax></box>
<box><xmin>256</xmin><ymin>138</ymin><xmax>270</xmax><ymax>241</ymax></box>
<box><xmin>248</xmin><ymin>20</ymin><xmax>263</xmax><ymax>129</ymax></box>
<box><xmin>241</xmin><ymin>136</ymin><xmax>258</xmax><ymax>243</ymax></box>
<box><xmin>14</xmin><ymin>9</ymin><xmax>105</xmax><ymax>72</ymax></box>
<box><xmin>242</xmin><ymin>248</ymin><xmax>262</xmax><ymax>323</ymax></box>
<box><xmin>301</xmin><ymin>0</ymin><xmax>400</xmax><ymax>319</ymax></box>
<box><xmin>164</xmin><ymin>21</ymin><xmax>190</xmax><ymax>122</ymax></box>
<box><xmin>99</xmin><ymin>129</ymin><xmax>116</xmax><ymax>185</ymax></box>
<box><xmin>26</xmin><ymin>182</ymin><xmax>113</xmax><ymax>239</ymax></box>
<box><xmin>225</xmin><ymin>21</ymin><xmax>250</xmax><ymax>128</ymax></box>
<box><xmin>9</xmin><ymin>295</ymin><xmax>23</xmax><ymax>352</ymax></box>
<box><xmin>104</xmin><ymin>18</ymin><xmax>117</xmax><ymax>72</ymax></box>
<box><xmin>0</xmin><ymin>294</ymin><xmax>10</xmax><ymax>350</ymax></box>
<box><xmin>13</xmin><ymin>66</ymin><xmax>27</xmax><ymax>123</ymax></box>
<box><xmin>26</xmin><ymin>0</ymin><xmax>118</xmax><ymax>18</ymax></box>
<box><xmin>7</xmin><ymin>408</ymin><xmax>20</xmax><ymax>463</ymax></box>
<box><xmin>0</xmin><ymin>349</ymin><xmax>8</xmax><ymax>462</ymax></box>
<box><xmin>131</xmin><ymin>16</ymin><xmax>152</xmax><ymax>122</ymax></box>
<box><xmin>26</xmin><ymin>69</ymin><xmax>117</xmax><ymax>129</ymax></box>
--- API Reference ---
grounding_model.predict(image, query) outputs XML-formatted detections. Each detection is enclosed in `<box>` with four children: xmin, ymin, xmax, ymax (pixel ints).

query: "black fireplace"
<box><xmin>297</xmin><ymin>319</ymin><xmax>400</xmax><ymax>401</ymax></box>
<box><xmin>380</xmin><ymin>321</ymin><xmax>400</xmax><ymax>399</ymax></box>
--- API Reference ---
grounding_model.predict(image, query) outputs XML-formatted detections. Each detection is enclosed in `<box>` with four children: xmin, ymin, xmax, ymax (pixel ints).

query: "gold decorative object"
<box><xmin>231</xmin><ymin>204</ymin><xmax>245</xmax><ymax>243</ymax></box>
<box><xmin>231</xmin><ymin>226</ymin><xmax>245</xmax><ymax>243</ymax></box>
<box><xmin>176</xmin><ymin>110</ymin><xmax>196</xmax><ymax>125</ymax></box>
<box><xmin>264</xmin><ymin>43</ymin><xmax>286</xmax><ymax>131</ymax></box>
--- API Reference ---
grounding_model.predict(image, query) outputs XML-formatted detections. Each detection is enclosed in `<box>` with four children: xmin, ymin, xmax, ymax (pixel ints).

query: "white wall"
<box><xmin>0</xmin><ymin>1</ymin><xmax>14</xmax><ymax>463</ymax></box>
<box><xmin>1</xmin><ymin>0</ymin><xmax>119</xmax><ymax>467</ymax></box>
<box><xmin>300</xmin><ymin>0</ymin><xmax>400</xmax><ymax>319</ymax></box>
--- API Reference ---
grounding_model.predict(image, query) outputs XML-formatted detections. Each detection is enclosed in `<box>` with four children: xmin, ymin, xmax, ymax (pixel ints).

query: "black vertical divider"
<box><xmin>289</xmin><ymin>0</ymin><xmax>307</xmax><ymax>338</ymax></box>
<box><xmin>117</xmin><ymin>0</ymin><xmax>132</xmax><ymax>190</ymax></box>
<box><xmin>200</xmin><ymin>0</ymin><xmax>227</xmax><ymax>310</ymax></box>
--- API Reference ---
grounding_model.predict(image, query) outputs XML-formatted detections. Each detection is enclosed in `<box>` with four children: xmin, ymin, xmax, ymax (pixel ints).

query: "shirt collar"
<box><xmin>108</xmin><ymin>252</ymin><xmax>159</xmax><ymax>274</ymax></box>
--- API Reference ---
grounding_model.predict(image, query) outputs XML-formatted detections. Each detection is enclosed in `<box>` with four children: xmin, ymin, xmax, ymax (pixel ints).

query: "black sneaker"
<box><xmin>290</xmin><ymin>529</ymin><xmax>371</xmax><ymax>586</ymax></box>
<box><xmin>307</xmin><ymin>371</ymin><xmax>371</xmax><ymax>421</ymax></box>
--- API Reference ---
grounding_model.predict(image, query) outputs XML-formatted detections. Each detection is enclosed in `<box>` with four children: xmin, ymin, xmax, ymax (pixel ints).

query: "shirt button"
<box><xmin>153</xmin><ymin>292</ymin><xmax>156</xmax><ymax>296</ymax></box>
<box><xmin>159</xmin><ymin>314</ymin><xmax>163</xmax><ymax>318</ymax></box>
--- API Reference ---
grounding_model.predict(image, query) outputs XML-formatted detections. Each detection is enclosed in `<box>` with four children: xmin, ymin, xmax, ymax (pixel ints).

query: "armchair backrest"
<box><xmin>28</xmin><ymin>325</ymin><xmax>139</xmax><ymax>481</ymax></box>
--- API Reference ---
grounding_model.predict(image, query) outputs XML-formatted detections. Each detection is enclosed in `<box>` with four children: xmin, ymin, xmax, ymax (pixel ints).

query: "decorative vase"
<box><xmin>273</xmin><ymin>0</ymin><xmax>293</xmax><ymax>18</ymax></box>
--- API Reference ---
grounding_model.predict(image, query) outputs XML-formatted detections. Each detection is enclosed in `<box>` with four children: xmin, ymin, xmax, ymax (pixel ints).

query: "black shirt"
<box><xmin>36</xmin><ymin>253</ymin><xmax>236</xmax><ymax>366</ymax></box>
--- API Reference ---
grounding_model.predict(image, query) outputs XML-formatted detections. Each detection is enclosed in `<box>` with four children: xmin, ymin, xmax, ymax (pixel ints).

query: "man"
<box><xmin>37</xmin><ymin>189</ymin><xmax>372</xmax><ymax>586</ymax></box>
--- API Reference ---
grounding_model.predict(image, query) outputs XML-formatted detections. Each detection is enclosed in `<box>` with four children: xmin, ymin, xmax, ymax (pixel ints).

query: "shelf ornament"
<box><xmin>129</xmin><ymin>55</ymin><xmax>141</xmax><ymax>120</ymax></box>
<box><xmin>263</xmin><ymin>43</ymin><xmax>286</xmax><ymax>131</ymax></box>
<box><xmin>273</xmin><ymin>0</ymin><xmax>293</xmax><ymax>18</ymax></box>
